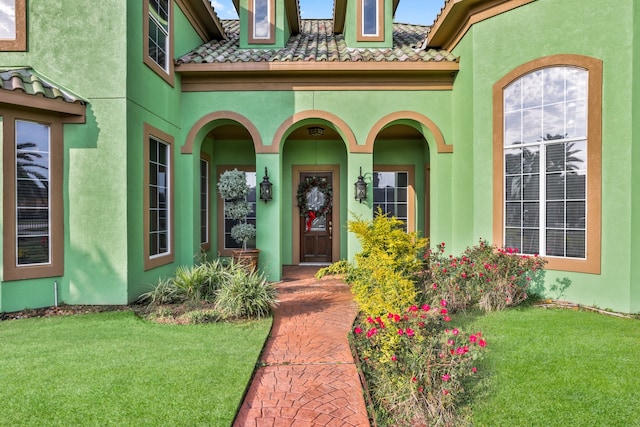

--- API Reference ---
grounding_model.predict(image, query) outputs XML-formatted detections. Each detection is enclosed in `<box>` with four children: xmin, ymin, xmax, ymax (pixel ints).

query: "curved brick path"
<box><xmin>233</xmin><ymin>266</ymin><xmax>370</xmax><ymax>427</ymax></box>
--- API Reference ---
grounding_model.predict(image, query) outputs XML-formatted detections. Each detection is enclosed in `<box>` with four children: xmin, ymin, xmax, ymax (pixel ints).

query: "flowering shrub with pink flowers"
<box><xmin>420</xmin><ymin>240</ymin><xmax>547</xmax><ymax>312</ymax></box>
<box><xmin>352</xmin><ymin>302</ymin><xmax>486</xmax><ymax>426</ymax></box>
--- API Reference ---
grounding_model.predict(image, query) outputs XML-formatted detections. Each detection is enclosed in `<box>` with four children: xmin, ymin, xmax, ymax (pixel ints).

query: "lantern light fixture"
<box><xmin>354</xmin><ymin>167</ymin><xmax>367</xmax><ymax>203</ymax></box>
<box><xmin>259</xmin><ymin>167</ymin><xmax>273</xmax><ymax>203</ymax></box>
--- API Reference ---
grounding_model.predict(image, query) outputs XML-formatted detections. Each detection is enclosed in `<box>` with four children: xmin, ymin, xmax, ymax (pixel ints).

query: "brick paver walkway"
<box><xmin>233</xmin><ymin>266</ymin><xmax>370</xmax><ymax>427</ymax></box>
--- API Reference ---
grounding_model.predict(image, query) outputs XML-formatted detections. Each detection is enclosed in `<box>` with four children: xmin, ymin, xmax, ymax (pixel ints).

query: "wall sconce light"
<box><xmin>354</xmin><ymin>167</ymin><xmax>367</xmax><ymax>203</ymax></box>
<box><xmin>259</xmin><ymin>167</ymin><xmax>273</xmax><ymax>203</ymax></box>
<box><xmin>308</xmin><ymin>126</ymin><xmax>325</xmax><ymax>137</ymax></box>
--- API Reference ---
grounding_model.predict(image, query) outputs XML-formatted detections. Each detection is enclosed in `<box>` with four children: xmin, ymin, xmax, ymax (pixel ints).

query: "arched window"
<box><xmin>493</xmin><ymin>55</ymin><xmax>602</xmax><ymax>274</ymax></box>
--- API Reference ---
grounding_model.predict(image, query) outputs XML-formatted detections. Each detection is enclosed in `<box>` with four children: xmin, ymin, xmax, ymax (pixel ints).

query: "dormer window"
<box><xmin>249</xmin><ymin>0</ymin><xmax>275</xmax><ymax>44</ymax></box>
<box><xmin>357</xmin><ymin>0</ymin><xmax>384</xmax><ymax>42</ymax></box>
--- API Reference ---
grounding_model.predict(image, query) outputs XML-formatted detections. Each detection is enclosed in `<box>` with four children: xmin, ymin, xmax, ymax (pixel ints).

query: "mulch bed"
<box><xmin>0</xmin><ymin>305</ymin><xmax>133</xmax><ymax>321</ymax></box>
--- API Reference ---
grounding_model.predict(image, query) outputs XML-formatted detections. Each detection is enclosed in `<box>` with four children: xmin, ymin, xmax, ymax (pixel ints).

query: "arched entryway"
<box><xmin>278</xmin><ymin>113</ymin><xmax>351</xmax><ymax>265</ymax></box>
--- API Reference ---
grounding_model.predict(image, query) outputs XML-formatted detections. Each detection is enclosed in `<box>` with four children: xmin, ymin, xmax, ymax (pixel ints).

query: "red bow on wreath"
<box><xmin>306</xmin><ymin>211</ymin><xmax>316</xmax><ymax>232</ymax></box>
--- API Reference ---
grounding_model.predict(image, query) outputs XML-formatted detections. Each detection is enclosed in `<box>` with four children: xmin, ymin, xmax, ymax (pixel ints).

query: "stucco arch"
<box><xmin>269</xmin><ymin>110</ymin><xmax>360</xmax><ymax>154</ymax></box>
<box><xmin>181</xmin><ymin>111</ymin><xmax>262</xmax><ymax>154</ymax></box>
<box><xmin>366</xmin><ymin>111</ymin><xmax>453</xmax><ymax>153</ymax></box>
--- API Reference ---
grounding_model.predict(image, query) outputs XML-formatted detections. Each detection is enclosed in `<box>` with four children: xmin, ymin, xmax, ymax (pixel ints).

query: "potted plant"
<box><xmin>217</xmin><ymin>169</ymin><xmax>259</xmax><ymax>270</ymax></box>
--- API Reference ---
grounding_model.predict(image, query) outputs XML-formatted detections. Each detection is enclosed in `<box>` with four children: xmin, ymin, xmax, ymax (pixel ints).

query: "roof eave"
<box><xmin>177</xmin><ymin>0</ymin><xmax>226</xmax><ymax>41</ymax></box>
<box><xmin>333</xmin><ymin>0</ymin><xmax>347</xmax><ymax>33</ymax></box>
<box><xmin>428</xmin><ymin>0</ymin><xmax>536</xmax><ymax>51</ymax></box>
<box><xmin>176</xmin><ymin>61</ymin><xmax>460</xmax><ymax>91</ymax></box>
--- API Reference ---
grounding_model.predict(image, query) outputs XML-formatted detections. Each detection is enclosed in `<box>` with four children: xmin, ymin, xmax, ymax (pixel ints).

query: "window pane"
<box><xmin>505</xmin><ymin>176</ymin><xmax>521</xmax><ymax>201</ymax></box>
<box><xmin>546</xmin><ymin>173</ymin><xmax>564</xmax><ymax>200</ymax></box>
<box><xmin>506</xmin><ymin>202</ymin><xmax>521</xmax><ymax>227</ymax></box>
<box><xmin>522</xmin><ymin>202</ymin><xmax>539</xmax><ymax>227</ymax></box>
<box><xmin>224</xmin><ymin>171</ymin><xmax>256</xmax><ymax>249</ymax></box>
<box><xmin>373</xmin><ymin>170</ymin><xmax>409</xmax><ymax>231</ymax></box>
<box><xmin>522</xmin><ymin>108</ymin><xmax>542</xmax><ymax>143</ymax></box>
<box><xmin>504</xmin><ymin>79</ymin><xmax>522</xmax><ymax>113</ymax></box>
<box><xmin>16</xmin><ymin>120</ymin><xmax>51</xmax><ymax>266</ymax></box>
<box><xmin>522</xmin><ymin>174</ymin><xmax>539</xmax><ymax>200</ymax></box>
<box><xmin>546</xmin><ymin>201</ymin><xmax>565</xmax><ymax>228</ymax></box>
<box><xmin>566</xmin><ymin>100</ymin><xmax>587</xmax><ymax>139</ymax></box>
<box><xmin>363</xmin><ymin>0</ymin><xmax>378</xmax><ymax>35</ymax></box>
<box><xmin>254</xmin><ymin>0</ymin><xmax>270</xmax><ymax>38</ymax></box>
<box><xmin>566</xmin><ymin>230</ymin><xmax>585</xmax><ymax>258</ymax></box>
<box><xmin>522</xmin><ymin>228</ymin><xmax>539</xmax><ymax>255</ymax></box>
<box><xmin>546</xmin><ymin>229</ymin><xmax>565</xmax><ymax>257</ymax></box>
<box><xmin>543</xmin><ymin>103</ymin><xmax>564</xmax><ymax>140</ymax></box>
<box><xmin>149</xmin><ymin>138</ymin><xmax>169</xmax><ymax>257</ymax></box>
<box><xmin>521</xmin><ymin>71</ymin><xmax>543</xmax><ymax>109</ymax></box>
<box><xmin>200</xmin><ymin>159</ymin><xmax>209</xmax><ymax>245</ymax></box>
<box><xmin>505</xmin><ymin>228</ymin><xmax>521</xmax><ymax>252</ymax></box>
<box><xmin>543</xmin><ymin>67</ymin><xmax>565</xmax><ymax>104</ymax></box>
<box><xmin>505</xmin><ymin>148</ymin><xmax>522</xmax><ymax>175</ymax></box>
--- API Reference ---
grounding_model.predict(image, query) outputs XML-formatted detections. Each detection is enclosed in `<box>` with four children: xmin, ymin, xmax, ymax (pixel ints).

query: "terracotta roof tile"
<box><xmin>177</xmin><ymin>19</ymin><xmax>457</xmax><ymax>65</ymax></box>
<box><xmin>0</xmin><ymin>68</ymin><xmax>85</xmax><ymax>104</ymax></box>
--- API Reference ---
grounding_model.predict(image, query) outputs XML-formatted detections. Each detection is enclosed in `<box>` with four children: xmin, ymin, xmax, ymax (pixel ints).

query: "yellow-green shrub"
<box><xmin>348</xmin><ymin>211</ymin><xmax>428</xmax><ymax>317</ymax></box>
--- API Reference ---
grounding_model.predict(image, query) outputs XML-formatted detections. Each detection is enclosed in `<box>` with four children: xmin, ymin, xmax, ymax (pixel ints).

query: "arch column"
<box><xmin>256</xmin><ymin>153</ymin><xmax>282</xmax><ymax>281</ymax></box>
<box><xmin>347</xmin><ymin>152</ymin><xmax>374</xmax><ymax>260</ymax></box>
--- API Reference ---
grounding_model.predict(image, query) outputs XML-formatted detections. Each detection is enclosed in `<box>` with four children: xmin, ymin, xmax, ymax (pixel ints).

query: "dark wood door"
<box><xmin>300</xmin><ymin>172</ymin><xmax>332</xmax><ymax>263</ymax></box>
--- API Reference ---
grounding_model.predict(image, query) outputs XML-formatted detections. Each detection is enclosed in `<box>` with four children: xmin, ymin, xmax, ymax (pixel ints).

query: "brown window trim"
<box><xmin>356</xmin><ymin>0</ymin><xmax>384</xmax><ymax>42</ymax></box>
<box><xmin>143</xmin><ymin>123</ymin><xmax>175</xmax><ymax>270</ymax></box>
<box><xmin>216</xmin><ymin>165</ymin><xmax>255</xmax><ymax>257</ymax></box>
<box><xmin>2</xmin><ymin>110</ymin><xmax>64</xmax><ymax>281</ymax></box>
<box><xmin>200</xmin><ymin>153</ymin><xmax>211</xmax><ymax>251</ymax></box>
<box><xmin>248</xmin><ymin>0</ymin><xmax>275</xmax><ymax>44</ymax></box>
<box><xmin>492</xmin><ymin>54</ymin><xmax>602</xmax><ymax>274</ymax></box>
<box><xmin>0</xmin><ymin>0</ymin><xmax>27</xmax><ymax>51</ymax></box>
<box><xmin>373</xmin><ymin>165</ymin><xmax>416</xmax><ymax>232</ymax></box>
<box><xmin>143</xmin><ymin>0</ymin><xmax>175</xmax><ymax>87</ymax></box>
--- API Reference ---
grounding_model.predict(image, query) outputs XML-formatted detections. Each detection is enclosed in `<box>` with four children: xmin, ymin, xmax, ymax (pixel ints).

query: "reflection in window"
<box><xmin>148</xmin><ymin>0</ymin><xmax>169</xmax><ymax>70</ymax></box>
<box><xmin>503</xmin><ymin>66</ymin><xmax>587</xmax><ymax>258</ymax></box>
<box><xmin>15</xmin><ymin>120</ymin><xmax>50</xmax><ymax>266</ymax></box>
<box><xmin>0</xmin><ymin>0</ymin><xmax>16</xmax><ymax>40</ymax></box>
<box><xmin>224</xmin><ymin>172</ymin><xmax>256</xmax><ymax>249</ymax></box>
<box><xmin>373</xmin><ymin>171</ymin><xmax>408</xmax><ymax>232</ymax></box>
<box><xmin>149</xmin><ymin>136</ymin><xmax>170</xmax><ymax>257</ymax></box>
<box><xmin>200</xmin><ymin>158</ymin><xmax>209</xmax><ymax>246</ymax></box>
<box><xmin>362</xmin><ymin>0</ymin><xmax>378</xmax><ymax>36</ymax></box>
<box><xmin>253</xmin><ymin>0</ymin><xmax>270</xmax><ymax>39</ymax></box>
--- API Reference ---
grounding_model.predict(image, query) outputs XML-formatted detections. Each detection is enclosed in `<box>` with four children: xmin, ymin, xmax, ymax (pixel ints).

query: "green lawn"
<box><xmin>0</xmin><ymin>311</ymin><xmax>271</xmax><ymax>427</ymax></box>
<box><xmin>468</xmin><ymin>308</ymin><xmax>640</xmax><ymax>426</ymax></box>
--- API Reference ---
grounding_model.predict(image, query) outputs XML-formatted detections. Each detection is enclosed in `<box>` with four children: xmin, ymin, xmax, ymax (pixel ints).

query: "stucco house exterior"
<box><xmin>1</xmin><ymin>0</ymin><xmax>638</xmax><ymax>313</ymax></box>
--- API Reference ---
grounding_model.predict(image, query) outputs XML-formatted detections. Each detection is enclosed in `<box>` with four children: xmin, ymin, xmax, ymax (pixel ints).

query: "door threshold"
<box><xmin>299</xmin><ymin>262</ymin><xmax>331</xmax><ymax>266</ymax></box>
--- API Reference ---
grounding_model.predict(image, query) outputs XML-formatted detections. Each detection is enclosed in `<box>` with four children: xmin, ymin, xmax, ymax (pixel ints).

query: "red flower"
<box><xmin>442</xmin><ymin>374</ymin><xmax>451</xmax><ymax>382</ymax></box>
<box><xmin>408</xmin><ymin>305</ymin><xmax>418</xmax><ymax>312</ymax></box>
<box><xmin>452</xmin><ymin>328</ymin><xmax>459</xmax><ymax>336</ymax></box>
<box><xmin>406</xmin><ymin>328</ymin><xmax>415</xmax><ymax>337</ymax></box>
<box><xmin>367</xmin><ymin>327</ymin><xmax>378</xmax><ymax>338</ymax></box>
<box><xmin>478</xmin><ymin>339</ymin><xmax>487</xmax><ymax>348</ymax></box>
<box><xmin>411</xmin><ymin>376</ymin><xmax>417</xmax><ymax>383</ymax></box>
<box><xmin>391</xmin><ymin>355</ymin><xmax>397</xmax><ymax>361</ymax></box>
<box><xmin>444</xmin><ymin>316</ymin><xmax>451</xmax><ymax>322</ymax></box>
<box><xmin>422</xmin><ymin>304</ymin><xmax>430</xmax><ymax>311</ymax></box>
<box><xmin>354</xmin><ymin>326</ymin><xmax>362</xmax><ymax>334</ymax></box>
<box><xmin>440</xmin><ymin>308</ymin><xmax>448</xmax><ymax>314</ymax></box>
<box><xmin>471</xmin><ymin>367</ymin><xmax>477</xmax><ymax>373</ymax></box>
<box><xmin>469</xmin><ymin>335</ymin><xmax>477</xmax><ymax>343</ymax></box>
<box><xmin>398</xmin><ymin>329</ymin><xmax>404</xmax><ymax>335</ymax></box>
<box><xmin>442</xmin><ymin>389</ymin><xmax>449</xmax><ymax>395</ymax></box>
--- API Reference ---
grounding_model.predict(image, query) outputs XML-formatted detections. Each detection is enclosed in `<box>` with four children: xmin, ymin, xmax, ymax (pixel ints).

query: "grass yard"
<box><xmin>468</xmin><ymin>307</ymin><xmax>640</xmax><ymax>426</ymax></box>
<box><xmin>0</xmin><ymin>311</ymin><xmax>271</xmax><ymax>427</ymax></box>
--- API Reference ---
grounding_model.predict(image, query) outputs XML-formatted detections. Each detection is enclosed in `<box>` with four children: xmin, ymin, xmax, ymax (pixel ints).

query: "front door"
<box><xmin>299</xmin><ymin>172</ymin><xmax>332</xmax><ymax>263</ymax></box>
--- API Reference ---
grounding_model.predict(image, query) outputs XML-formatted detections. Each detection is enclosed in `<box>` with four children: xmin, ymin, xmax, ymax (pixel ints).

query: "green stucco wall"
<box><xmin>630</xmin><ymin>1</ymin><xmax>640</xmax><ymax>312</ymax></box>
<box><xmin>452</xmin><ymin>0</ymin><xmax>637</xmax><ymax>312</ymax></box>
<box><xmin>0</xmin><ymin>0</ymin><xmax>129</xmax><ymax>312</ymax></box>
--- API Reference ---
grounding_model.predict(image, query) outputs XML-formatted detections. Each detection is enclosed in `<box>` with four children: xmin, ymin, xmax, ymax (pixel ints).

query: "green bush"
<box><xmin>138</xmin><ymin>259</ymin><xmax>277</xmax><ymax>322</ymax></box>
<box><xmin>419</xmin><ymin>240</ymin><xmax>547</xmax><ymax>312</ymax></box>
<box><xmin>215</xmin><ymin>264</ymin><xmax>278</xmax><ymax>320</ymax></box>
<box><xmin>346</xmin><ymin>211</ymin><xmax>428</xmax><ymax>317</ymax></box>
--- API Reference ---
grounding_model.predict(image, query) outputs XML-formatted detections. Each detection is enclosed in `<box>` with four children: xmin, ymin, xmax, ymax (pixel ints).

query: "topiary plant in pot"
<box><xmin>217</xmin><ymin>169</ymin><xmax>259</xmax><ymax>270</ymax></box>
